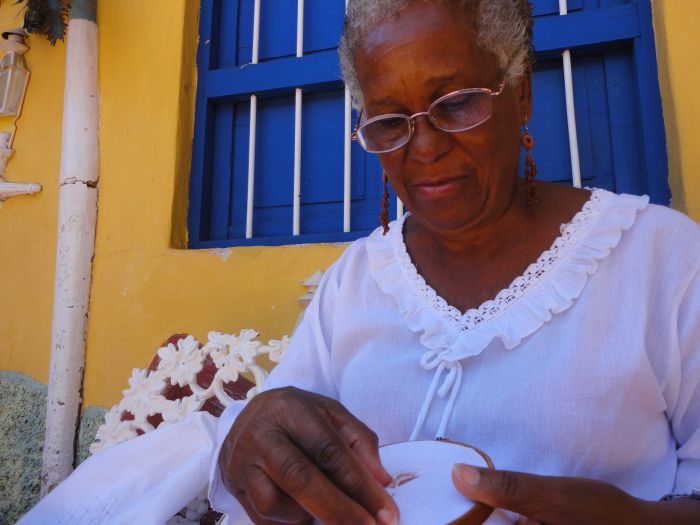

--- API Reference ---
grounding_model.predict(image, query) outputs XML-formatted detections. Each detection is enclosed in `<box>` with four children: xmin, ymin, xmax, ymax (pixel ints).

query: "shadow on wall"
<box><xmin>0</xmin><ymin>371</ymin><xmax>106</xmax><ymax>524</ymax></box>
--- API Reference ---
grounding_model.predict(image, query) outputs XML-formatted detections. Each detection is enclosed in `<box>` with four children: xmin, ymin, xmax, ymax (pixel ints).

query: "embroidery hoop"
<box><xmin>379</xmin><ymin>440</ymin><xmax>495</xmax><ymax>525</ymax></box>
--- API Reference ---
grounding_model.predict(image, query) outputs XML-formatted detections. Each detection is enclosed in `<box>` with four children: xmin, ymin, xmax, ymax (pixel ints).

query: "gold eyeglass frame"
<box><xmin>351</xmin><ymin>78</ymin><xmax>507</xmax><ymax>154</ymax></box>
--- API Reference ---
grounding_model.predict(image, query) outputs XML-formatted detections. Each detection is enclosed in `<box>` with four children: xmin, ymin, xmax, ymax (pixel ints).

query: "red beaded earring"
<box><xmin>380</xmin><ymin>171</ymin><xmax>390</xmax><ymax>235</ymax></box>
<box><xmin>521</xmin><ymin>122</ymin><xmax>538</xmax><ymax>206</ymax></box>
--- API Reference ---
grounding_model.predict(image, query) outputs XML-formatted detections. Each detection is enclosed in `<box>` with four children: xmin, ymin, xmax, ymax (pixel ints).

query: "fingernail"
<box><xmin>377</xmin><ymin>507</ymin><xmax>398</xmax><ymax>525</ymax></box>
<box><xmin>453</xmin><ymin>464</ymin><xmax>481</xmax><ymax>486</ymax></box>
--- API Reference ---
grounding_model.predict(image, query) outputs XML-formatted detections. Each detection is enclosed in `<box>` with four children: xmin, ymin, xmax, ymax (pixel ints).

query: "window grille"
<box><xmin>188</xmin><ymin>0</ymin><xmax>669</xmax><ymax>248</ymax></box>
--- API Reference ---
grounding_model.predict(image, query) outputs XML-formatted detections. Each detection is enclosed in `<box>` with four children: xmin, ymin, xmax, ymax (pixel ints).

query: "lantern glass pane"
<box><xmin>0</xmin><ymin>53</ymin><xmax>28</xmax><ymax>116</ymax></box>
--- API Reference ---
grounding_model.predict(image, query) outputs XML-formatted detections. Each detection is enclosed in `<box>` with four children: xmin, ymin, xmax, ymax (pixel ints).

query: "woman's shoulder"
<box><xmin>314</xmin><ymin>232</ymin><xmax>376</xmax><ymax>290</ymax></box>
<box><xmin>627</xmin><ymin>197</ymin><xmax>700</xmax><ymax>254</ymax></box>
<box><xmin>636</xmin><ymin>199</ymin><xmax>700</xmax><ymax>233</ymax></box>
<box><xmin>601</xmin><ymin>192</ymin><xmax>700</xmax><ymax>291</ymax></box>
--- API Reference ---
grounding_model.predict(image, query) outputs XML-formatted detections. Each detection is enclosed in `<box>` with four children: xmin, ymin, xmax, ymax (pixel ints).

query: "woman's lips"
<box><xmin>413</xmin><ymin>176</ymin><xmax>466</xmax><ymax>195</ymax></box>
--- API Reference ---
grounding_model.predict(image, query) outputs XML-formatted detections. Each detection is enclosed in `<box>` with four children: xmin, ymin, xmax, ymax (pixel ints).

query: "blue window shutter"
<box><xmin>189</xmin><ymin>0</ymin><xmax>669</xmax><ymax>248</ymax></box>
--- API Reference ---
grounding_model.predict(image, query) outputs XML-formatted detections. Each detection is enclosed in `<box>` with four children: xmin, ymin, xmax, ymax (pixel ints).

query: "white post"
<box><xmin>41</xmin><ymin>0</ymin><xmax>99</xmax><ymax>495</ymax></box>
<box><xmin>245</xmin><ymin>0</ymin><xmax>261</xmax><ymax>238</ymax></box>
<box><xmin>292</xmin><ymin>0</ymin><xmax>304</xmax><ymax>235</ymax></box>
<box><xmin>559</xmin><ymin>0</ymin><xmax>582</xmax><ymax>188</ymax></box>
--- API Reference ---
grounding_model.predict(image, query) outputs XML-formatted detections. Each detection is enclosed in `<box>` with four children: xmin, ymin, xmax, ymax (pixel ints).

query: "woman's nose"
<box><xmin>408</xmin><ymin>115</ymin><xmax>452</xmax><ymax>163</ymax></box>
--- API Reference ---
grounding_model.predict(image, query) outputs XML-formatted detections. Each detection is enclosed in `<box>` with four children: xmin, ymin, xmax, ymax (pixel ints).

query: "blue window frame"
<box><xmin>188</xmin><ymin>0</ymin><xmax>669</xmax><ymax>248</ymax></box>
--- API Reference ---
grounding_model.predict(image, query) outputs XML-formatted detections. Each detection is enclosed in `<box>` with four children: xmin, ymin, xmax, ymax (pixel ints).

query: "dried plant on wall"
<box><xmin>0</xmin><ymin>0</ymin><xmax>69</xmax><ymax>44</ymax></box>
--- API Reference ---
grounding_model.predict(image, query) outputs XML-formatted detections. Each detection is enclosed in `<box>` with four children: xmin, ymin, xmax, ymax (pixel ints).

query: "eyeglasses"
<box><xmin>352</xmin><ymin>78</ymin><xmax>506</xmax><ymax>154</ymax></box>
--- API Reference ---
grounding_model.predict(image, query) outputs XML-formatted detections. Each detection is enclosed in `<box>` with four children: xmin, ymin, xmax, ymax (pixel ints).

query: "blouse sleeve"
<box><xmin>208</xmin><ymin>261</ymin><xmax>343</xmax><ymax>517</ymax></box>
<box><xmin>672</xmin><ymin>267</ymin><xmax>700</xmax><ymax>493</ymax></box>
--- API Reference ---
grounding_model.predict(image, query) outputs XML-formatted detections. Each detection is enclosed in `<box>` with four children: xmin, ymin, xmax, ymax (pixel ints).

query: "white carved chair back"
<box><xmin>89</xmin><ymin>329</ymin><xmax>291</xmax><ymax>524</ymax></box>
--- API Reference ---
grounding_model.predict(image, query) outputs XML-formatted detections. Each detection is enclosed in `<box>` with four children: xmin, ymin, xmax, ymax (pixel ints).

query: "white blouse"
<box><xmin>18</xmin><ymin>189</ymin><xmax>700</xmax><ymax>525</ymax></box>
<box><xmin>209</xmin><ymin>188</ymin><xmax>700</xmax><ymax>522</ymax></box>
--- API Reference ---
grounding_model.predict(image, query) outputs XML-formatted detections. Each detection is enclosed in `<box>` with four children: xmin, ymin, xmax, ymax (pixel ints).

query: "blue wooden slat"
<box><xmin>187</xmin><ymin>0</ymin><xmax>216</xmax><ymax>244</ymax></box>
<box><xmin>533</xmin><ymin>4</ymin><xmax>639</xmax><ymax>52</ymax></box>
<box><xmin>229</xmin><ymin>100</ymin><xmax>250</xmax><ymax>239</ymax></box>
<box><xmin>209</xmin><ymin>104</ymin><xmax>235</xmax><ymax>240</ymax></box>
<box><xmin>216</xmin><ymin>0</ymin><xmax>240</xmax><ymax>68</ymax></box>
<box><xmin>191</xmin><ymin>230</ymin><xmax>371</xmax><ymax>249</ymax></box>
<box><xmin>206</xmin><ymin>50</ymin><xmax>343</xmax><ymax>100</ymax></box>
<box><xmin>254</xmin><ymin>95</ymin><xmax>295</xmax><ymax>214</ymax></box>
<box><xmin>578</xmin><ymin>53</ymin><xmax>615</xmax><ymax>189</ymax></box>
<box><xmin>604</xmin><ymin>48</ymin><xmax>643</xmax><ymax>195</ymax></box>
<box><xmin>630</xmin><ymin>0</ymin><xmax>670</xmax><ymax>204</ymax></box>
<box><xmin>237</xmin><ymin>0</ymin><xmax>296</xmax><ymax>64</ymax></box>
<box><xmin>532</xmin><ymin>0</ymin><xmax>583</xmax><ymax>17</ymax></box>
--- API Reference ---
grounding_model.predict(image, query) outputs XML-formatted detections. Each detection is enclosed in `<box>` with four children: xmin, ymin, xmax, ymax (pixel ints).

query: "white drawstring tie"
<box><xmin>409</xmin><ymin>348</ymin><xmax>463</xmax><ymax>441</ymax></box>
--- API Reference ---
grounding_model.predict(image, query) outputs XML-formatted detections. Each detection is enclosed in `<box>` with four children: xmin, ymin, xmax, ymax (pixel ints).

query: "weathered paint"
<box><xmin>71</xmin><ymin>0</ymin><xmax>98</xmax><ymax>23</ymax></box>
<box><xmin>42</xmin><ymin>14</ymin><xmax>100</xmax><ymax>494</ymax></box>
<box><xmin>653</xmin><ymin>0</ymin><xmax>700</xmax><ymax>221</ymax></box>
<box><xmin>0</xmin><ymin>0</ymin><xmax>699</xmax><ymax>416</ymax></box>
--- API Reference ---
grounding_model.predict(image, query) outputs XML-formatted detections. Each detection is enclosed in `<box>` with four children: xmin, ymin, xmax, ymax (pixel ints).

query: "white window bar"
<box><xmin>343</xmin><ymin>89</ymin><xmax>352</xmax><ymax>232</ymax></box>
<box><xmin>343</xmin><ymin>0</ymin><xmax>352</xmax><ymax>233</ymax></box>
<box><xmin>293</xmin><ymin>0</ymin><xmax>305</xmax><ymax>235</ymax></box>
<box><xmin>245</xmin><ymin>0</ymin><xmax>262</xmax><ymax>238</ymax></box>
<box><xmin>246</xmin><ymin>95</ymin><xmax>258</xmax><ymax>239</ymax></box>
<box><xmin>559</xmin><ymin>0</ymin><xmax>582</xmax><ymax>189</ymax></box>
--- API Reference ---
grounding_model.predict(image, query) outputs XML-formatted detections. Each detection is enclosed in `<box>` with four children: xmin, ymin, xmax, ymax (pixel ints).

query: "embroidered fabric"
<box><xmin>366</xmin><ymin>188</ymin><xmax>649</xmax><ymax>361</ymax></box>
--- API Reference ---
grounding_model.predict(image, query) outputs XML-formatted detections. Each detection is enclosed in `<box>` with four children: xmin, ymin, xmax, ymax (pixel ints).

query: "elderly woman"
<box><xmin>210</xmin><ymin>1</ymin><xmax>700</xmax><ymax>524</ymax></box>
<box><xmin>17</xmin><ymin>1</ymin><xmax>700</xmax><ymax>524</ymax></box>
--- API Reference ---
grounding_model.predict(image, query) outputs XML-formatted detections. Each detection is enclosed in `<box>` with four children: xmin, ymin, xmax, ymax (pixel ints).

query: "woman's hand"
<box><xmin>452</xmin><ymin>464</ymin><xmax>700</xmax><ymax>525</ymax></box>
<box><xmin>218</xmin><ymin>387</ymin><xmax>400</xmax><ymax>525</ymax></box>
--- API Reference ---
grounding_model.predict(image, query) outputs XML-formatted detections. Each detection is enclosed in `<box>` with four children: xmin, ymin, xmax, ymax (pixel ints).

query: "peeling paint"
<box><xmin>208</xmin><ymin>248</ymin><xmax>233</xmax><ymax>261</ymax></box>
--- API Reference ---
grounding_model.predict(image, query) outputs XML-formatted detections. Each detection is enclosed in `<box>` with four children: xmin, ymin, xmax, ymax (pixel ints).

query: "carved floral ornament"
<box><xmin>88</xmin><ymin>330</ymin><xmax>292</xmax><ymax>524</ymax></box>
<box><xmin>90</xmin><ymin>330</ymin><xmax>291</xmax><ymax>455</ymax></box>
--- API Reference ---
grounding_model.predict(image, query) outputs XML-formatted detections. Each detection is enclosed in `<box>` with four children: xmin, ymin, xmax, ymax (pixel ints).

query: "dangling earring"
<box><xmin>521</xmin><ymin>122</ymin><xmax>538</xmax><ymax>206</ymax></box>
<box><xmin>380</xmin><ymin>171</ymin><xmax>390</xmax><ymax>235</ymax></box>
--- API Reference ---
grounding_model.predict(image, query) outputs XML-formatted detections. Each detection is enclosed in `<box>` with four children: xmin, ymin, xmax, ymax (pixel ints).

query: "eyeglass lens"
<box><xmin>357</xmin><ymin>89</ymin><xmax>494</xmax><ymax>153</ymax></box>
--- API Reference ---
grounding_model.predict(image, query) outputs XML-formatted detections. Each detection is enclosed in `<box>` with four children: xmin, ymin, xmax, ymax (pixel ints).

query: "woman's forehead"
<box><xmin>354</xmin><ymin>3</ymin><xmax>498</xmax><ymax>105</ymax></box>
<box><xmin>360</xmin><ymin>2</ymin><xmax>476</xmax><ymax>52</ymax></box>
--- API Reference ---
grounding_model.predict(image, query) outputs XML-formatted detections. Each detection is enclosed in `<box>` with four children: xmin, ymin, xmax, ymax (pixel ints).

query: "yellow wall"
<box><xmin>0</xmin><ymin>0</ymin><xmax>346</xmax><ymax>408</ymax></box>
<box><xmin>0</xmin><ymin>6</ymin><xmax>64</xmax><ymax>383</ymax></box>
<box><xmin>653</xmin><ymin>0</ymin><xmax>700</xmax><ymax>221</ymax></box>
<box><xmin>86</xmin><ymin>0</ymin><xmax>346</xmax><ymax>407</ymax></box>
<box><xmin>1</xmin><ymin>0</ymin><xmax>699</xmax><ymax>409</ymax></box>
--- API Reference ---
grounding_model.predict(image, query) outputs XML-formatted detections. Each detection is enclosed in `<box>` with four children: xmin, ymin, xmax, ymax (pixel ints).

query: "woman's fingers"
<box><xmin>451</xmin><ymin>464</ymin><xmax>641</xmax><ymax>525</ymax></box>
<box><xmin>264</xmin><ymin>399</ymin><xmax>399</xmax><ymax>524</ymax></box>
<box><xmin>243</xmin><ymin>464</ymin><xmax>313</xmax><ymax>523</ymax></box>
<box><xmin>263</xmin><ymin>439</ymin><xmax>385</xmax><ymax>525</ymax></box>
<box><xmin>319</xmin><ymin>397</ymin><xmax>393</xmax><ymax>486</ymax></box>
<box><xmin>221</xmin><ymin>387</ymin><xmax>399</xmax><ymax>525</ymax></box>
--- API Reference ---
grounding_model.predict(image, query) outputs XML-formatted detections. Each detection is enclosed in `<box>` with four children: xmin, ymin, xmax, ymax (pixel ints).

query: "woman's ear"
<box><xmin>516</xmin><ymin>69</ymin><xmax>533</xmax><ymax>123</ymax></box>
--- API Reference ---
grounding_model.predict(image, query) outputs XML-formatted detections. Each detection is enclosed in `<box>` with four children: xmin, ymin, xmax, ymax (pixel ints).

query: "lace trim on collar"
<box><xmin>366</xmin><ymin>189</ymin><xmax>649</xmax><ymax>360</ymax></box>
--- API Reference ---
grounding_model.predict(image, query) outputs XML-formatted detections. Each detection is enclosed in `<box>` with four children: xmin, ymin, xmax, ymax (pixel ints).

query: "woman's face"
<box><xmin>354</xmin><ymin>2</ymin><xmax>532</xmax><ymax>233</ymax></box>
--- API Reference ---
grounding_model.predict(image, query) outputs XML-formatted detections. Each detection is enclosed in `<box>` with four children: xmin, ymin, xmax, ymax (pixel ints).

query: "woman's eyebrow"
<box><xmin>365</xmin><ymin>73</ymin><xmax>480</xmax><ymax>110</ymax></box>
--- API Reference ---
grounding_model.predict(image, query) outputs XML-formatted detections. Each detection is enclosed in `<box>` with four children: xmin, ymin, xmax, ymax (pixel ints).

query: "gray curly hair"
<box><xmin>339</xmin><ymin>0</ymin><xmax>534</xmax><ymax>109</ymax></box>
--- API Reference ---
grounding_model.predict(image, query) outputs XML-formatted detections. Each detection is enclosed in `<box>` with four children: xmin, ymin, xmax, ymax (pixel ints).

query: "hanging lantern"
<box><xmin>0</xmin><ymin>28</ymin><xmax>30</xmax><ymax>117</ymax></box>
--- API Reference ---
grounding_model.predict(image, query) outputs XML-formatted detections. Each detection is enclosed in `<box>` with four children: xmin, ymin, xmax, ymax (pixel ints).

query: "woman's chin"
<box><xmin>408</xmin><ymin>206</ymin><xmax>484</xmax><ymax>234</ymax></box>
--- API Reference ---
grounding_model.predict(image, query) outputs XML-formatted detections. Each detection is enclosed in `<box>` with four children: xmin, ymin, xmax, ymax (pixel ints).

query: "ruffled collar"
<box><xmin>366</xmin><ymin>188</ymin><xmax>649</xmax><ymax>361</ymax></box>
